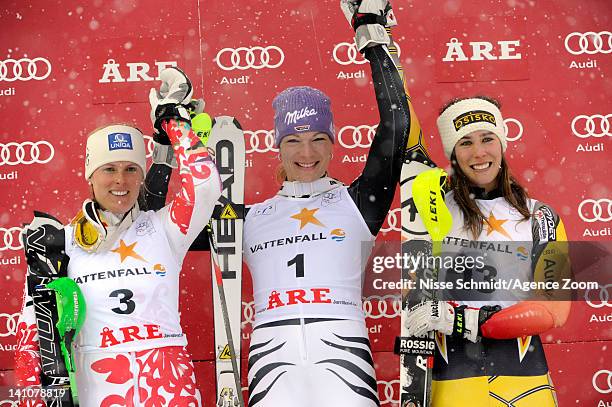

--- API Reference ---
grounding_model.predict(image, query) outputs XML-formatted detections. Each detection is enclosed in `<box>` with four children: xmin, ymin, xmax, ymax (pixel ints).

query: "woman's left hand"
<box><xmin>149</xmin><ymin>67</ymin><xmax>194</xmax><ymax>140</ymax></box>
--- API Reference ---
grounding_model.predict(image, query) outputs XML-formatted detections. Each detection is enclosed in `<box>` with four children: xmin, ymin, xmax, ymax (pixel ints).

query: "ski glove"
<box><xmin>404</xmin><ymin>301</ymin><xmax>501</xmax><ymax>343</ymax></box>
<box><xmin>340</xmin><ymin>0</ymin><xmax>397</xmax><ymax>52</ymax></box>
<box><xmin>149</xmin><ymin>95</ymin><xmax>206</xmax><ymax>167</ymax></box>
<box><xmin>149</xmin><ymin>67</ymin><xmax>194</xmax><ymax>143</ymax></box>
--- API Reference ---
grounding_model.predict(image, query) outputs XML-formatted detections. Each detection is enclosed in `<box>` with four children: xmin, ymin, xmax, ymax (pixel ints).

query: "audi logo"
<box><xmin>245</xmin><ymin>129</ymin><xmax>278</xmax><ymax>154</ymax></box>
<box><xmin>0</xmin><ymin>313</ymin><xmax>19</xmax><ymax>338</ymax></box>
<box><xmin>592</xmin><ymin>369</ymin><xmax>612</xmax><ymax>394</ymax></box>
<box><xmin>377</xmin><ymin>379</ymin><xmax>399</xmax><ymax>405</ymax></box>
<box><xmin>380</xmin><ymin>208</ymin><xmax>401</xmax><ymax>233</ymax></box>
<box><xmin>0</xmin><ymin>227</ymin><xmax>24</xmax><ymax>251</ymax></box>
<box><xmin>216</xmin><ymin>46</ymin><xmax>284</xmax><ymax>71</ymax></box>
<box><xmin>333</xmin><ymin>42</ymin><xmax>401</xmax><ymax>66</ymax></box>
<box><xmin>0</xmin><ymin>141</ymin><xmax>54</xmax><ymax>166</ymax></box>
<box><xmin>564</xmin><ymin>31</ymin><xmax>612</xmax><ymax>55</ymax></box>
<box><xmin>503</xmin><ymin>117</ymin><xmax>523</xmax><ymax>142</ymax></box>
<box><xmin>362</xmin><ymin>294</ymin><xmax>401</xmax><ymax>319</ymax></box>
<box><xmin>578</xmin><ymin>199</ymin><xmax>612</xmax><ymax>223</ymax></box>
<box><xmin>143</xmin><ymin>135</ymin><xmax>155</xmax><ymax>158</ymax></box>
<box><xmin>338</xmin><ymin>124</ymin><xmax>378</xmax><ymax>149</ymax></box>
<box><xmin>571</xmin><ymin>114</ymin><xmax>611</xmax><ymax>138</ymax></box>
<box><xmin>0</xmin><ymin>57</ymin><xmax>51</xmax><ymax>82</ymax></box>
<box><xmin>585</xmin><ymin>284</ymin><xmax>612</xmax><ymax>309</ymax></box>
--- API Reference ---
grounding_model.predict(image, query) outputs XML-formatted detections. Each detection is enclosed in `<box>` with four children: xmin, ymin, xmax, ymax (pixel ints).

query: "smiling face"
<box><xmin>279</xmin><ymin>131</ymin><xmax>333</xmax><ymax>182</ymax></box>
<box><xmin>453</xmin><ymin>130</ymin><xmax>503</xmax><ymax>192</ymax></box>
<box><xmin>90</xmin><ymin>161</ymin><xmax>143</xmax><ymax>215</ymax></box>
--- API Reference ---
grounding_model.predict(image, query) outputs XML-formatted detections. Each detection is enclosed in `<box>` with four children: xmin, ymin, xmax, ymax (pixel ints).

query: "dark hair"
<box><xmin>137</xmin><ymin>187</ymin><xmax>148</xmax><ymax>211</ymax></box>
<box><xmin>449</xmin><ymin>153</ymin><xmax>530</xmax><ymax>239</ymax></box>
<box><xmin>442</xmin><ymin>95</ymin><xmax>530</xmax><ymax>238</ymax></box>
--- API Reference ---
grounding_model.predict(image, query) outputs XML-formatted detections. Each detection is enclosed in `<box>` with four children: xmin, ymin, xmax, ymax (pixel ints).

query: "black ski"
<box><xmin>23</xmin><ymin>211</ymin><xmax>76</xmax><ymax>406</ymax></box>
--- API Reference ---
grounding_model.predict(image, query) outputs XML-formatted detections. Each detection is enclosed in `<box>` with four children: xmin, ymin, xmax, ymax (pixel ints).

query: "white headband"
<box><xmin>84</xmin><ymin>125</ymin><xmax>146</xmax><ymax>179</ymax></box>
<box><xmin>437</xmin><ymin>98</ymin><xmax>506</xmax><ymax>160</ymax></box>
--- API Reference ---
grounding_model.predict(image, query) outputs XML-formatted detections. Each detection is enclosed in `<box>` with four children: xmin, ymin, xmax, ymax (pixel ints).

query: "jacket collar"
<box><xmin>278</xmin><ymin>177</ymin><xmax>342</xmax><ymax>198</ymax></box>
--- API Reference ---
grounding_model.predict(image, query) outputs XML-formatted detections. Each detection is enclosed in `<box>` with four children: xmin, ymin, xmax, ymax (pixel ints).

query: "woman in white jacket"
<box><xmin>15</xmin><ymin>68</ymin><xmax>221</xmax><ymax>407</ymax></box>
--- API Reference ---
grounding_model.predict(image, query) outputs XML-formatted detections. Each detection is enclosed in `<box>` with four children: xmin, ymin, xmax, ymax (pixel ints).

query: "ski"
<box><xmin>398</xmin><ymin>168</ymin><xmax>452</xmax><ymax>407</ymax></box>
<box><xmin>207</xmin><ymin>116</ymin><xmax>246</xmax><ymax>407</ymax></box>
<box><xmin>23</xmin><ymin>211</ymin><xmax>78</xmax><ymax>406</ymax></box>
<box><xmin>376</xmin><ymin>15</ymin><xmax>442</xmax><ymax>407</ymax></box>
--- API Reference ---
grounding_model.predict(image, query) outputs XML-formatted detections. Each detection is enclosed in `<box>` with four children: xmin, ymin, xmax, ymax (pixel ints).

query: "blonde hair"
<box><xmin>275</xmin><ymin>164</ymin><xmax>287</xmax><ymax>185</ymax></box>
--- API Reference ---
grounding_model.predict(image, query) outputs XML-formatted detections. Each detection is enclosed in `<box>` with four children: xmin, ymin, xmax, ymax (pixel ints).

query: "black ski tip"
<box><xmin>32</xmin><ymin>210</ymin><xmax>61</xmax><ymax>223</ymax></box>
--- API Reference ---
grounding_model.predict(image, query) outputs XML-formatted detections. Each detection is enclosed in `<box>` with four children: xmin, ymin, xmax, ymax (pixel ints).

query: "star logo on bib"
<box><xmin>484</xmin><ymin>212</ymin><xmax>512</xmax><ymax>239</ymax></box>
<box><xmin>290</xmin><ymin>207</ymin><xmax>325</xmax><ymax>229</ymax></box>
<box><xmin>111</xmin><ymin>239</ymin><xmax>147</xmax><ymax>263</ymax></box>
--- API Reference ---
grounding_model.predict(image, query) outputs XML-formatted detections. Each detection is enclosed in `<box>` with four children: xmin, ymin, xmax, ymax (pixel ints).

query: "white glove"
<box><xmin>340</xmin><ymin>0</ymin><xmax>396</xmax><ymax>25</ymax></box>
<box><xmin>340</xmin><ymin>0</ymin><xmax>396</xmax><ymax>52</ymax></box>
<box><xmin>149</xmin><ymin>67</ymin><xmax>194</xmax><ymax>135</ymax></box>
<box><xmin>404</xmin><ymin>301</ymin><xmax>486</xmax><ymax>343</ymax></box>
<box><xmin>404</xmin><ymin>300</ymin><xmax>455</xmax><ymax>337</ymax></box>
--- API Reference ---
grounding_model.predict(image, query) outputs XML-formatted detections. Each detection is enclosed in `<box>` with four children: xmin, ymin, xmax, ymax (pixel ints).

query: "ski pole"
<box><xmin>208</xmin><ymin>226</ymin><xmax>245</xmax><ymax>407</ymax></box>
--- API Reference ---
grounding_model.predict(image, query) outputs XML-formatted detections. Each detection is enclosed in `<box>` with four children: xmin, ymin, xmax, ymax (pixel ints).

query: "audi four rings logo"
<box><xmin>584</xmin><ymin>284</ymin><xmax>612</xmax><ymax>308</ymax></box>
<box><xmin>338</xmin><ymin>124</ymin><xmax>378</xmax><ymax>149</ymax></box>
<box><xmin>0</xmin><ymin>141</ymin><xmax>54</xmax><ymax>166</ymax></box>
<box><xmin>571</xmin><ymin>114</ymin><xmax>612</xmax><ymax>138</ymax></box>
<box><xmin>1</xmin><ymin>227</ymin><xmax>25</xmax><ymax>251</ymax></box>
<box><xmin>381</xmin><ymin>208</ymin><xmax>401</xmax><ymax>233</ymax></box>
<box><xmin>0</xmin><ymin>57</ymin><xmax>51</xmax><ymax>82</ymax></box>
<box><xmin>578</xmin><ymin>199</ymin><xmax>612</xmax><ymax>223</ymax></box>
<box><xmin>0</xmin><ymin>313</ymin><xmax>19</xmax><ymax>338</ymax></box>
<box><xmin>564</xmin><ymin>31</ymin><xmax>612</xmax><ymax>55</ymax></box>
<box><xmin>503</xmin><ymin>117</ymin><xmax>523</xmax><ymax>141</ymax></box>
<box><xmin>216</xmin><ymin>46</ymin><xmax>285</xmax><ymax>71</ymax></box>
<box><xmin>362</xmin><ymin>294</ymin><xmax>401</xmax><ymax>319</ymax></box>
<box><xmin>592</xmin><ymin>370</ymin><xmax>612</xmax><ymax>394</ymax></box>
<box><xmin>332</xmin><ymin>42</ymin><xmax>402</xmax><ymax>65</ymax></box>
<box><xmin>245</xmin><ymin>129</ymin><xmax>278</xmax><ymax>154</ymax></box>
<box><xmin>377</xmin><ymin>379</ymin><xmax>399</xmax><ymax>405</ymax></box>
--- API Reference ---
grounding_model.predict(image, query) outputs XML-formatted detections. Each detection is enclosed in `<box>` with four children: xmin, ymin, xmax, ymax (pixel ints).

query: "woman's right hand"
<box><xmin>404</xmin><ymin>300</ymin><xmax>501</xmax><ymax>342</ymax></box>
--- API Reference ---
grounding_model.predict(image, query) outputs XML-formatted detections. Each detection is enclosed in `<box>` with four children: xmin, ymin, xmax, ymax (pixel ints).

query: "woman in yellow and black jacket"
<box><xmin>405</xmin><ymin>96</ymin><xmax>571</xmax><ymax>406</ymax></box>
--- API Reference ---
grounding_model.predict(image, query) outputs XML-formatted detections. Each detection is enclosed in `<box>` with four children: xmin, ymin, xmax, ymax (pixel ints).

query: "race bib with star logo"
<box><xmin>65</xmin><ymin>211</ymin><xmax>186</xmax><ymax>353</ymax></box>
<box><xmin>244</xmin><ymin>186</ymin><xmax>375</xmax><ymax>326</ymax></box>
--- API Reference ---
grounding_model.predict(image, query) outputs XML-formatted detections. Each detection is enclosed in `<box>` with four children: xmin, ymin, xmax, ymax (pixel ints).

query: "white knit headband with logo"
<box><xmin>85</xmin><ymin>125</ymin><xmax>146</xmax><ymax>179</ymax></box>
<box><xmin>436</xmin><ymin>98</ymin><xmax>506</xmax><ymax>159</ymax></box>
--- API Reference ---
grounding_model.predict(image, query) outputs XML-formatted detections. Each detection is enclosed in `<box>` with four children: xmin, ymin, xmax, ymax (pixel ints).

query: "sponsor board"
<box><xmin>435</xmin><ymin>15</ymin><xmax>528</xmax><ymax>82</ymax></box>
